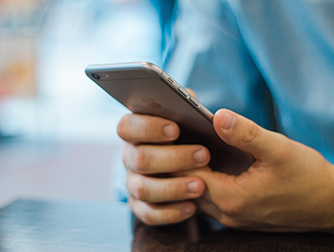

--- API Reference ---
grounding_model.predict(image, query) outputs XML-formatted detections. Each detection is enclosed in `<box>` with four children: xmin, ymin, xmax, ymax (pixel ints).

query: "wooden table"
<box><xmin>0</xmin><ymin>199</ymin><xmax>333</xmax><ymax>251</ymax></box>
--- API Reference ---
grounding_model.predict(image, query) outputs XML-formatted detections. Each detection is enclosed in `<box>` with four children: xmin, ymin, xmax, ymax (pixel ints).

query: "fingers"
<box><xmin>126</xmin><ymin>172</ymin><xmax>205</xmax><ymax>203</ymax></box>
<box><xmin>213</xmin><ymin>109</ymin><xmax>283</xmax><ymax>160</ymax></box>
<box><xmin>117</xmin><ymin>114</ymin><xmax>180</xmax><ymax>144</ymax></box>
<box><xmin>180</xmin><ymin>167</ymin><xmax>236</xmax><ymax>206</ymax></box>
<box><xmin>129</xmin><ymin>196</ymin><xmax>196</xmax><ymax>225</ymax></box>
<box><xmin>186</xmin><ymin>88</ymin><xmax>197</xmax><ymax>98</ymax></box>
<box><xmin>123</xmin><ymin>143</ymin><xmax>210</xmax><ymax>174</ymax></box>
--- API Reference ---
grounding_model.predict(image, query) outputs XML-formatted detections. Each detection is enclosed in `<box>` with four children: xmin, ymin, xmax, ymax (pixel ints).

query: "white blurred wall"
<box><xmin>0</xmin><ymin>0</ymin><xmax>162</xmax><ymax>144</ymax></box>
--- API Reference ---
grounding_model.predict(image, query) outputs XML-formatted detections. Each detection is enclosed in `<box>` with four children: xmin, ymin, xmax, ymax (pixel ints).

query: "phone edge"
<box><xmin>85</xmin><ymin>62</ymin><xmax>214</xmax><ymax>123</ymax></box>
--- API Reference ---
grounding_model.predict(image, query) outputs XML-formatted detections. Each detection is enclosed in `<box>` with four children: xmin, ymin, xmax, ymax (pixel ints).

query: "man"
<box><xmin>117</xmin><ymin>0</ymin><xmax>334</xmax><ymax>231</ymax></box>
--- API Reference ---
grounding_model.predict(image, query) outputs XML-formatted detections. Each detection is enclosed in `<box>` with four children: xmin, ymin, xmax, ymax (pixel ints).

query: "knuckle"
<box><xmin>132</xmin><ymin>148</ymin><xmax>148</xmax><ymax>173</ymax></box>
<box><xmin>128</xmin><ymin>197</ymin><xmax>155</xmax><ymax>226</ymax></box>
<box><xmin>126</xmin><ymin>173</ymin><xmax>150</xmax><ymax>201</ymax></box>
<box><xmin>141</xmin><ymin>211</ymin><xmax>155</xmax><ymax>226</ymax></box>
<box><xmin>134</xmin><ymin>180</ymin><xmax>149</xmax><ymax>201</ymax></box>
<box><xmin>240</xmin><ymin>122</ymin><xmax>260</xmax><ymax>145</ymax></box>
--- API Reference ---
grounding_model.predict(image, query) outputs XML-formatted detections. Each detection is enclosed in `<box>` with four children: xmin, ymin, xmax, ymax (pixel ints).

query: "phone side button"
<box><xmin>189</xmin><ymin>97</ymin><xmax>200</xmax><ymax>107</ymax></box>
<box><xmin>178</xmin><ymin>87</ymin><xmax>188</xmax><ymax>98</ymax></box>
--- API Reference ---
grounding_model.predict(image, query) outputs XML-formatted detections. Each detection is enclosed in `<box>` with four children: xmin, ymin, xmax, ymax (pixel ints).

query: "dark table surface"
<box><xmin>0</xmin><ymin>199</ymin><xmax>333</xmax><ymax>252</ymax></box>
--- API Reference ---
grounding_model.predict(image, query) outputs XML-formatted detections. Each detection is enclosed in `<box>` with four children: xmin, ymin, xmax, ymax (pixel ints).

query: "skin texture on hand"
<box><xmin>184</xmin><ymin>109</ymin><xmax>334</xmax><ymax>232</ymax></box>
<box><xmin>118</xmin><ymin>113</ymin><xmax>209</xmax><ymax>225</ymax></box>
<box><xmin>117</xmin><ymin>109</ymin><xmax>334</xmax><ymax>231</ymax></box>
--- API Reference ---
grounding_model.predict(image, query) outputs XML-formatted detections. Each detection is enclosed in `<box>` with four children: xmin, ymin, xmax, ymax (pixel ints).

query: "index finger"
<box><xmin>117</xmin><ymin>113</ymin><xmax>180</xmax><ymax>144</ymax></box>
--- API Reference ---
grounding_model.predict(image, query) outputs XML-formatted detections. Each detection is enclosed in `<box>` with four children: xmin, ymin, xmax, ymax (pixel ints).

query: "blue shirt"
<box><xmin>115</xmin><ymin>0</ymin><xmax>334</xmax><ymax>202</ymax></box>
<box><xmin>161</xmin><ymin>0</ymin><xmax>334</xmax><ymax>163</ymax></box>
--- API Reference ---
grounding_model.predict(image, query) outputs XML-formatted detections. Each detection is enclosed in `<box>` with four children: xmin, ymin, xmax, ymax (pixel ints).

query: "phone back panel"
<box><xmin>86</xmin><ymin>62</ymin><xmax>253</xmax><ymax>174</ymax></box>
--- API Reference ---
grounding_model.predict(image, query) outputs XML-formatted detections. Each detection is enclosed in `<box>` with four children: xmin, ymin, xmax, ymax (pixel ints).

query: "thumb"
<box><xmin>213</xmin><ymin>109</ymin><xmax>277</xmax><ymax>161</ymax></box>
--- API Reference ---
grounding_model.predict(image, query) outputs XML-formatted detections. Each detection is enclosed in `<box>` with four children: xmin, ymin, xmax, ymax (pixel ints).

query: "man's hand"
<box><xmin>182</xmin><ymin>109</ymin><xmax>334</xmax><ymax>232</ymax></box>
<box><xmin>117</xmin><ymin>114</ymin><xmax>209</xmax><ymax>225</ymax></box>
<box><xmin>118</xmin><ymin>109</ymin><xmax>334</xmax><ymax>231</ymax></box>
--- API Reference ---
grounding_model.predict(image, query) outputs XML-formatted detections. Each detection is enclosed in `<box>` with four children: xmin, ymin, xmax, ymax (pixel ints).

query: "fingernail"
<box><xmin>163</xmin><ymin>124</ymin><xmax>177</xmax><ymax>138</ymax></box>
<box><xmin>193</xmin><ymin>149</ymin><xmax>206</xmax><ymax>164</ymax></box>
<box><xmin>221</xmin><ymin>110</ymin><xmax>236</xmax><ymax>130</ymax></box>
<box><xmin>187</xmin><ymin>181</ymin><xmax>199</xmax><ymax>193</ymax></box>
<box><xmin>182</xmin><ymin>205</ymin><xmax>193</xmax><ymax>215</ymax></box>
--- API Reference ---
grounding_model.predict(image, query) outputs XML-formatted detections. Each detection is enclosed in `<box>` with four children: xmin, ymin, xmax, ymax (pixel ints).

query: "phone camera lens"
<box><xmin>92</xmin><ymin>73</ymin><xmax>101</xmax><ymax>80</ymax></box>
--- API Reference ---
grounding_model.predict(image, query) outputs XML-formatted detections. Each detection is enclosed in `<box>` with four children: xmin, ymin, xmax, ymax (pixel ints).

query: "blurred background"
<box><xmin>0</xmin><ymin>0</ymin><xmax>162</xmax><ymax>206</ymax></box>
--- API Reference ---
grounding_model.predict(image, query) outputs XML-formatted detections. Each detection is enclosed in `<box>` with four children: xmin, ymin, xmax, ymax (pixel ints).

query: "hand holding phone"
<box><xmin>85</xmin><ymin>62</ymin><xmax>253</xmax><ymax>174</ymax></box>
<box><xmin>86</xmin><ymin>61</ymin><xmax>253</xmax><ymax>226</ymax></box>
<box><xmin>86</xmin><ymin>62</ymin><xmax>334</xmax><ymax>231</ymax></box>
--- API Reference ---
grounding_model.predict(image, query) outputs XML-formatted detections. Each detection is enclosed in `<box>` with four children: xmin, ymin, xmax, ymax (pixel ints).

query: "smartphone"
<box><xmin>85</xmin><ymin>62</ymin><xmax>253</xmax><ymax>174</ymax></box>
